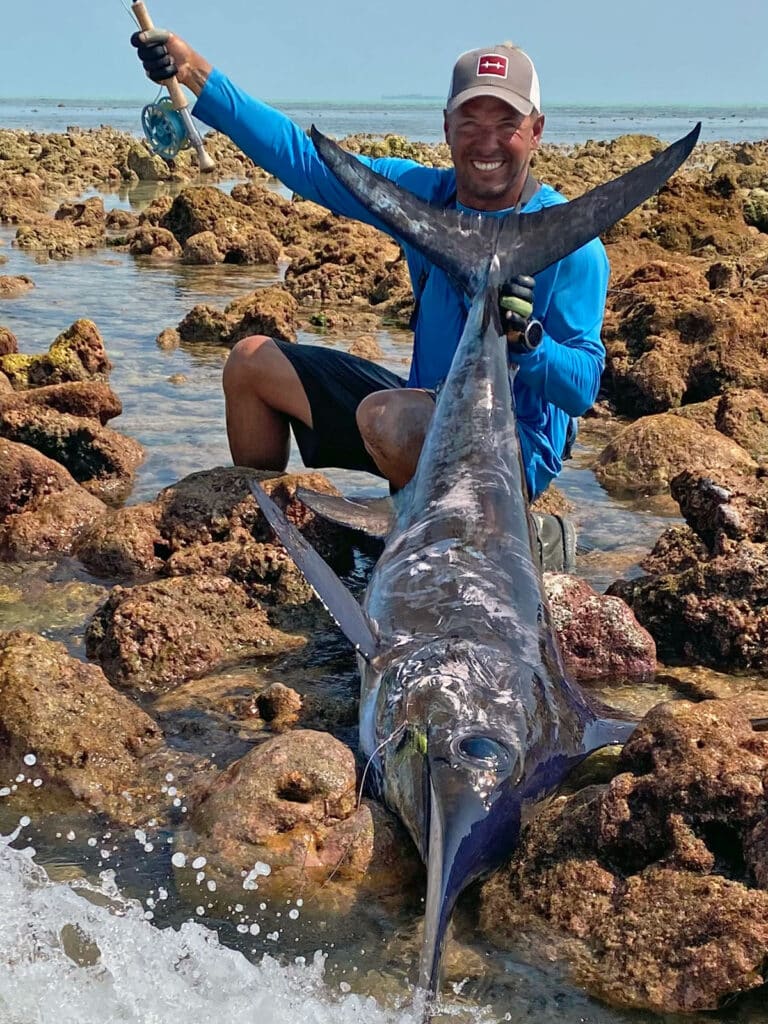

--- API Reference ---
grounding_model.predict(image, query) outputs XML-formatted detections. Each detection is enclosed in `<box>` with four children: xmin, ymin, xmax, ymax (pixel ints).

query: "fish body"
<box><xmin>248</xmin><ymin>121</ymin><xmax>700</xmax><ymax>1003</ymax></box>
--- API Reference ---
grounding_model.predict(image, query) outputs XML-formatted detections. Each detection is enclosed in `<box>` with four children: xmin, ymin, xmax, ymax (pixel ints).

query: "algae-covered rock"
<box><xmin>0</xmin><ymin>275</ymin><xmax>34</xmax><ymax>299</ymax></box>
<box><xmin>0</xmin><ymin>319</ymin><xmax>111</xmax><ymax>390</ymax></box>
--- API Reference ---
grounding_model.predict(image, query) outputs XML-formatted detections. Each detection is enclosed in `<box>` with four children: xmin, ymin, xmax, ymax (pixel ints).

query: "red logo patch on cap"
<box><xmin>476</xmin><ymin>53</ymin><xmax>508</xmax><ymax>78</ymax></box>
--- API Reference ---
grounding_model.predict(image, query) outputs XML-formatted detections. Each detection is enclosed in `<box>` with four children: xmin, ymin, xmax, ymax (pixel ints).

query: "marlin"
<box><xmin>248</xmin><ymin>123</ymin><xmax>700</xmax><ymax>1008</ymax></box>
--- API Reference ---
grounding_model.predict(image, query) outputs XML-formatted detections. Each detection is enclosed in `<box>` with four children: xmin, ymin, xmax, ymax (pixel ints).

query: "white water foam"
<box><xmin>0</xmin><ymin>836</ymin><xmax>422</xmax><ymax>1024</ymax></box>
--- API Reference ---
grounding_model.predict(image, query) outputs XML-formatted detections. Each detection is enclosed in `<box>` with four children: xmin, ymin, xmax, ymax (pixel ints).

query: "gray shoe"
<box><xmin>531</xmin><ymin>513</ymin><xmax>577</xmax><ymax>573</ymax></box>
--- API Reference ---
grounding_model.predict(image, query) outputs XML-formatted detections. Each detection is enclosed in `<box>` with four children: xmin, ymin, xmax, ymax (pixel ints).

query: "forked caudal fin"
<box><xmin>248</xmin><ymin>480</ymin><xmax>379</xmax><ymax>661</ymax></box>
<box><xmin>310</xmin><ymin>123</ymin><xmax>701</xmax><ymax>292</ymax></box>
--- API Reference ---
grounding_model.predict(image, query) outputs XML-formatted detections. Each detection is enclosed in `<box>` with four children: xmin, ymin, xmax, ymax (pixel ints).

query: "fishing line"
<box><xmin>357</xmin><ymin>722</ymin><xmax>407</xmax><ymax>810</ymax></box>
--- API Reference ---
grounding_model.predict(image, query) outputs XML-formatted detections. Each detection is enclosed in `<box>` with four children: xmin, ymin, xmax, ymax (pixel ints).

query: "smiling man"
<box><xmin>132</xmin><ymin>36</ymin><xmax>609</xmax><ymax>570</ymax></box>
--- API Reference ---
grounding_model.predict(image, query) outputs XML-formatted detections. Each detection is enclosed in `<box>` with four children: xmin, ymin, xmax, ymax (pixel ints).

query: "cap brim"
<box><xmin>446</xmin><ymin>85</ymin><xmax>534</xmax><ymax>117</ymax></box>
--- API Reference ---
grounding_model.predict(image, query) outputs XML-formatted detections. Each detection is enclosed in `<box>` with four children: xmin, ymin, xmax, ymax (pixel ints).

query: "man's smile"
<box><xmin>471</xmin><ymin>160</ymin><xmax>504</xmax><ymax>171</ymax></box>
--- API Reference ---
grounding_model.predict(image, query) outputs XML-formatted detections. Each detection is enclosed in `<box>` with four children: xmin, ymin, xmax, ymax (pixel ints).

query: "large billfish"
<box><xmin>248</xmin><ymin>123</ymin><xmax>700</xmax><ymax>1009</ymax></box>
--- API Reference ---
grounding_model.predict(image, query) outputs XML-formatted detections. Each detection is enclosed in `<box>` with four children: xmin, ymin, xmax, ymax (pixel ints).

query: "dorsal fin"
<box><xmin>310</xmin><ymin>123</ymin><xmax>701</xmax><ymax>291</ymax></box>
<box><xmin>248</xmin><ymin>481</ymin><xmax>379</xmax><ymax>662</ymax></box>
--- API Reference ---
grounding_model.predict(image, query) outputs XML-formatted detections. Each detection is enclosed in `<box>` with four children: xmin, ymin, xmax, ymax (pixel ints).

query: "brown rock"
<box><xmin>0</xmin><ymin>319</ymin><xmax>111</xmax><ymax>390</ymax></box>
<box><xmin>85</xmin><ymin>574</ymin><xmax>297</xmax><ymax>694</ymax></box>
<box><xmin>180</xmin><ymin>729</ymin><xmax>419</xmax><ymax>905</ymax></box>
<box><xmin>715</xmin><ymin>387</ymin><xmax>768</xmax><ymax>461</ymax></box>
<box><xmin>155</xmin><ymin>327</ymin><xmax>180</xmax><ymax>350</ymax></box>
<box><xmin>255</xmin><ymin>682</ymin><xmax>303</xmax><ymax>732</ymax></box>
<box><xmin>224</xmin><ymin>287</ymin><xmax>298</xmax><ymax>345</ymax></box>
<box><xmin>0</xmin><ymin>630</ymin><xmax>163</xmax><ymax>823</ymax></box>
<box><xmin>0</xmin><ymin>275</ymin><xmax>34</xmax><ymax>298</ymax></box>
<box><xmin>595</xmin><ymin>412</ymin><xmax>756</xmax><ymax>497</ymax></box>
<box><xmin>181</xmin><ymin>230</ymin><xmax>223</xmax><ymax>264</ymax></box>
<box><xmin>0</xmin><ymin>327</ymin><xmax>17</xmax><ymax>356</ymax></box>
<box><xmin>73</xmin><ymin>503</ymin><xmax>164</xmax><ymax>578</ymax></box>
<box><xmin>127</xmin><ymin>225</ymin><xmax>183</xmax><ymax>259</ymax></box>
<box><xmin>544</xmin><ymin>573</ymin><xmax>656</xmax><ymax>684</ymax></box>
<box><xmin>0</xmin><ymin>404</ymin><xmax>143</xmax><ymax>504</ymax></box>
<box><xmin>347</xmin><ymin>333</ymin><xmax>383</xmax><ymax>360</ymax></box>
<box><xmin>0</xmin><ymin>380</ymin><xmax>122</xmax><ymax>425</ymax></box>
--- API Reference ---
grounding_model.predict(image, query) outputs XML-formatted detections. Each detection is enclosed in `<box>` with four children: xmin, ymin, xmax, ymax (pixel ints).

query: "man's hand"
<box><xmin>500</xmin><ymin>274</ymin><xmax>543</xmax><ymax>353</ymax></box>
<box><xmin>130</xmin><ymin>29</ymin><xmax>212</xmax><ymax>96</ymax></box>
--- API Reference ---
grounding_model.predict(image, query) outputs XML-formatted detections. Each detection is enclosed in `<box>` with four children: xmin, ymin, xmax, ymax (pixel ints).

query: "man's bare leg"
<box><xmin>222</xmin><ymin>335</ymin><xmax>313</xmax><ymax>469</ymax></box>
<box><xmin>356</xmin><ymin>389</ymin><xmax>435</xmax><ymax>490</ymax></box>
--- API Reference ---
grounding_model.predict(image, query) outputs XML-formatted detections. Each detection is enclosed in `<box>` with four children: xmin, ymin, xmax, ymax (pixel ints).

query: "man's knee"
<box><xmin>222</xmin><ymin>335</ymin><xmax>273</xmax><ymax>395</ymax></box>
<box><xmin>356</xmin><ymin>389</ymin><xmax>434</xmax><ymax>456</ymax></box>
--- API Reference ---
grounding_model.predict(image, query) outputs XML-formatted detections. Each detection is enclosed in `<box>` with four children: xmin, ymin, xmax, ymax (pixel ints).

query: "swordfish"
<box><xmin>248</xmin><ymin>123</ymin><xmax>700</xmax><ymax>1003</ymax></box>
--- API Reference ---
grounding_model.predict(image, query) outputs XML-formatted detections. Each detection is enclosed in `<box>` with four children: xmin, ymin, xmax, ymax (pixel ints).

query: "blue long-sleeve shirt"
<box><xmin>194</xmin><ymin>69</ymin><xmax>610</xmax><ymax>499</ymax></box>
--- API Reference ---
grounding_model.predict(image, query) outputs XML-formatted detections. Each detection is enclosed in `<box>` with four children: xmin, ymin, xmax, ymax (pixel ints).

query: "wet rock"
<box><xmin>0</xmin><ymin>319</ymin><xmax>111</xmax><ymax>390</ymax></box>
<box><xmin>480</xmin><ymin>698</ymin><xmax>768</xmax><ymax>1013</ymax></box>
<box><xmin>74</xmin><ymin>503</ymin><xmax>165</xmax><ymax>578</ymax></box>
<box><xmin>0</xmin><ymin>438</ymin><xmax>107</xmax><ymax>558</ymax></box>
<box><xmin>126</xmin><ymin>145</ymin><xmax>173</xmax><ymax>182</ymax></box>
<box><xmin>177</xmin><ymin>287</ymin><xmax>298</xmax><ymax>346</ymax></box>
<box><xmin>0</xmin><ymin>372</ymin><xmax>11</xmax><ymax>393</ymax></box>
<box><xmin>595</xmin><ymin>412</ymin><xmax>756</xmax><ymax>497</ymax></box>
<box><xmin>0</xmin><ymin>275</ymin><xmax>34</xmax><ymax>298</ymax></box>
<box><xmin>177</xmin><ymin>304</ymin><xmax>232</xmax><ymax>344</ymax></box>
<box><xmin>224</xmin><ymin>287</ymin><xmax>298</xmax><ymax>345</ymax></box>
<box><xmin>105</xmin><ymin>208</ymin><xmax>139</xmax><ymax>231</ymax></box>
<box><xmin>0</xmin><ymin>380</ymin><xmax>122</xmax><ymax>425</ymax></box>
<box><xmin>0</xmin><ymin>404</ymin><xmax>144</xmax><ymax>504</ymax></box>
<box><xmin>161</xmin><ymin>185</ymin><xmax>281</xmax><ymax>265</ymax></box>
<box><xmin>0</xmin><ymin>630</ymin><xmax>163</xmax><ymax>824</ymax></box>
<box><xmin>155</xmin><ymin>327</ymin><xmax>180</xmax><ymax>350</ymax></box>
<box><xmin>127</xmin><ymin>225</ymin><xmax>183</xmax><ymax>259</ymax></box>
<box><xmin>639</xmin><ymin>524</ymin><xmax>709</xmax><ymax>575</ymax></box>
<box><xmin>255</xmin><ymin>682</ymin><xmax>303</xmax><ymax>732</ymax></box>
<box><xmin>154</xmin><ymin>467</ymin><xmax>347</xmax><ymax>562</ymax></box>
<box><xmin>0</xmin><ymin>327</ymin><xmax>17</xmax><ymax>356</ymax></box>
<box><xmin>646</xmin><ymin>177</ymin><xmax>753</xmax><ymax>256</ymax></box>
<box><xmin>14</xmin><ymin>197</ymin><xmax>106</xmax><ymax>260</ymax></box>
<box><xmin>544</xmin><ymin>573</ymin><xmax>656</xmax><ymax>684</ymax></box>
<box><xmin>181</xmin><ymin>230</ymin><xmax>224</xmax><ymax>264</ymax></box>
<box><xmin>85</xmin><ymin>574</ymin><xmax>298</xmax><ymax>695</ymax></box>
<box><xmin>179</xmin><ymin>729</ymin><xmax>420</xmax><ymax>907</ymax></box>
<box><xmin>347</xmin><ymin>333</ymin><xmax>383</xmax><ymax>360</ymax></box>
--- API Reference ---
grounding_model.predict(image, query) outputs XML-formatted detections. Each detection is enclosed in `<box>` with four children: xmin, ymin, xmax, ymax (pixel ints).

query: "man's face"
<box><xmin>444</xmin><ymin>95</ymin><xmax>545</xmax><ymax>211</ymax></box>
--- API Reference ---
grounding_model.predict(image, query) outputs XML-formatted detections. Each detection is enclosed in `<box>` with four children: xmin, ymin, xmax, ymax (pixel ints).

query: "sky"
<box><xmin>3</xmin><ymin>0</ymin><xmax>768</xmax><ymax>105</ymax></box>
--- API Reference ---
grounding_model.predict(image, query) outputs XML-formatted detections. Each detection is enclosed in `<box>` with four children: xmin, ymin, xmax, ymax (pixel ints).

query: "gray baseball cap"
<box><xmin>446</xmin><ymin>44</ymin><xmax>541</xmax><ymax>116</ymax></box>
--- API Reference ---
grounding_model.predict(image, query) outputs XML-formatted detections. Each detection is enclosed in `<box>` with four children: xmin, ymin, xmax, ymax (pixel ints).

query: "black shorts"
<box><xmin>274</xmin><ymin>339</ymin><xmax>407</xmax><ymax>476</ymax></box>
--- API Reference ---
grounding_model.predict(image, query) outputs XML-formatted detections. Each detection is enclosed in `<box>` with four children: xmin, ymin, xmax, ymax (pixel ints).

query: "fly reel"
<box><xmin>141</xmin><ymin>96</ymin><xmax>190</xmax><ymax>161</ymax></box>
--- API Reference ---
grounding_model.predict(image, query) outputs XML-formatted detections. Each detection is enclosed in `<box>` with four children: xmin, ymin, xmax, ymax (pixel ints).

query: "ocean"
<box><xmin>2</xmin><ymin>94</ymin><xmax>768</xmax><ymax>145</ymax></box>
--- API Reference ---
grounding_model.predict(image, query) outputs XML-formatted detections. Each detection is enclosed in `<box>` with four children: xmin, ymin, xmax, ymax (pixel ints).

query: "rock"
<box><xmin>0</xmin><ymin>275</ymin><xmax>34</xmax><ymax>298</ymax></box>
<box><xmin>479</xmin><ymin>698</ymin><xmax>768</xmax><ymax>1013</ymax></box>
<box><xmin>179</xmin><ymin>729</ymin><xmax>420</xmax><ymax>907</ymax></box>
<box><xmin>127</xmin><ymin>225</ymin><xmax>183</xmax><ymax>259</ymax></box>
<box><xmin>0</xmin><ymin>327</ymin><xmax>17</xmax><ymax>356</ymax></box>
<box><xmin>715</xmin><ymin>387</ymin><xmax>768</xmax><ymax>461</ymax></box>
<box><xmin>0</xmin><ymin>319</ymin><xmax>111</xmax><ymax>390</ymax></box>
<box><xmin>544</xmin><ymin>573</ymin><xmax>656</xmax><ymax>684</ymax></box>
<box><xmin>347</xmin><ymin>333</ymin><xmax>383</xmax><ymax>360</ymax></box>
<box><xmin>106</xmin><ymin>208</ymin><xmax>139</xmax><ymax>231</ymax></box>
<box><xmin>181</xmin><ymin>230</ymin><xmax>223</xmax><ymax>265</ymax></box>
<box><xmin>743</xmin><ymin>187</ymin><xmax>768</xmax><ymax>232</ymax></box>
<box><xmin>255</xmin><ymin>682</ymin><xmax>302</xmax><ymax>732</ymax></box>
<box><xmin>0</xmin><ymin>630</ymin><xmax>163</xmax><ymax>823</ymax></box>
<box><xmin>595</xmin><ymin>412</ymin><xmax>756</xmax><ymax>497</ymax></box>
<box><xmin>224</xmin><ymin>287</ymin><xmax>298</xmax><ymax>345</ymax></box>
<box><xmin>0</xmin><ymin>405</ymin><xmax>144</xmax><ymax>505</ymax></box>
<box><xmin>0</xmin><ymin>482</ymin><xmax>106</xmax><ymax>560</ymax></box>
<box><xmin>73</xmin><ymin>503</ymin><xmax>164</xmax><ymax>578</ymax></box>
<box><xmin>0</xmin><ymin>437</ymin><xmax>76</xmax><ymax>519</ymax></box>
<box><xmin>153</xmin><ymin>467</ymin><xmax>347</xmax><ymax>562</ymax></box>
<box><xmin>155</xmin><ymin>327</ymin><xmax>180</xmax><ymax>350</ymax></box>
<box><xmin>0</xmin><ymin>380</ymin><xmax>122</xmax><ymax>425</ymax></box>
<box><xmin>85</xmin><ymin>574</ymin><xmax>298</xmax><ymax>694</ymax></box>
<box><xmin>126</xmin><ymin>145</ymin><xmax>172</xmax><ymax>182</ymax></box>
<box><xmin>177</xmin><ymin>304</ymin><xmax>232</xmax><ymax>344</ymax></box>
<box><xmin>602</xmin><ymin>260</ymin><xmax>768</xmax><ymax>416</ymax></box>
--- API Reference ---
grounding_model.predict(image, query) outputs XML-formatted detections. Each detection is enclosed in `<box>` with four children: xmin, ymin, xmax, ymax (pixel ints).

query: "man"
<box><xmin>132</xmin><ymin>35</ymin><xmax>609</xmax><ymax>568</ymax></box>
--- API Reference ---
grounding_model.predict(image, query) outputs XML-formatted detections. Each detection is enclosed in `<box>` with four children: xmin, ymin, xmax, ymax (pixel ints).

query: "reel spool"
<box><xmin>141</xmin><ymin>96</ymin><xmax>190</xmax><ymax>161</ymax></box>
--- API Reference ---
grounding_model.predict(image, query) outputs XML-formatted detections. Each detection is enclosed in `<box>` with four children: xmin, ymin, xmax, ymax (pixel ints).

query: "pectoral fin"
<box><xmin>248</xmin><ymin>480</ymin><xmax>379</xmax><ymax>662</ymax></box>
<box><xmin>296</xmin><ymin>488</ymin><xmax>394</xmax><ymax>539</ymax></box>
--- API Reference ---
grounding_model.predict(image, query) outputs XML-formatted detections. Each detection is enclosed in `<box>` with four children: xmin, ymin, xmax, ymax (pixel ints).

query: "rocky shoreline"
<box><xmin>1</xmin><ymin>125</ymin><xmax>768</xmax><ymax>1014</ymax></box>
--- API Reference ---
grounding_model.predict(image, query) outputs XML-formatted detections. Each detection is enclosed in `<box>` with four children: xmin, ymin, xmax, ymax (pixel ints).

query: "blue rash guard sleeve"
<box><xmin>193</xmin><ymin>68</ymin><xmax>454</xmax><ymax>229</ymax></box>
<box><xmin>510</xmin><ymin>235</ymin><xmax>609</xmax><ymax>417</ymax></box>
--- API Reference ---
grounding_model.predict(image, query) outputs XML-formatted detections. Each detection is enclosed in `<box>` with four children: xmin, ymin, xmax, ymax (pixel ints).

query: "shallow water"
<box><xmin>1</xmin><ymin>181</ymin><xmax>766</xmax><ymax>1022</ymax></box>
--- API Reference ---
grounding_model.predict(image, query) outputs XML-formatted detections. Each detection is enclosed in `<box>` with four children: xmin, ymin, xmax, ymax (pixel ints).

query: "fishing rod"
<box><xmin>130</xmin><ymin>1</ymin><xmax>215</xmax><ymax>172</ymax></box>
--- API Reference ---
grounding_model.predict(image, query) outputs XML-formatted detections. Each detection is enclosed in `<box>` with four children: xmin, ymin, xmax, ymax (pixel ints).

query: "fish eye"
<box><xmin>454</xmin><ymin>734</ymin><xmax>510</xmax><ymax>770</ymax></box>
